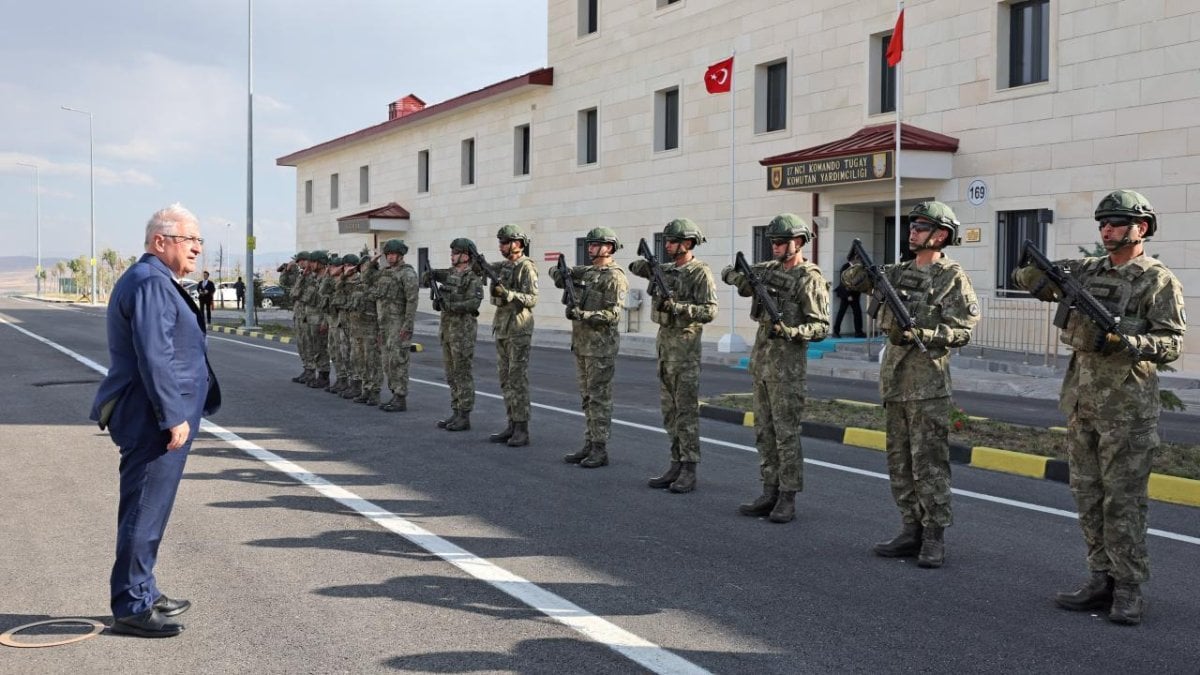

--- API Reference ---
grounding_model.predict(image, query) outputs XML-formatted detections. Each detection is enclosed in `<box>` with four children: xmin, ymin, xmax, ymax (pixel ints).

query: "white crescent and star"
<box><xmin>709</xmin><ymin>68</ymin><xmax>729</xmax><ymax>86</ymax></box>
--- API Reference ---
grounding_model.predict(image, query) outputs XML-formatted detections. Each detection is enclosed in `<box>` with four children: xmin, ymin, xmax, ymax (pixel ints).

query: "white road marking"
<box><xmin>2</xmin><ymin>318</ymin><xmax>710</xmax><ymax>675</ymax></box>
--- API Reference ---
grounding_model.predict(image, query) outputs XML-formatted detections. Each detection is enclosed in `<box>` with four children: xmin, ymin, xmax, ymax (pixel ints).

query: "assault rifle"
<box><xmin>850</xmin><ymin>239</ymin><xmax>928</xmax><ymax>355</ymax></box>
<box><xmin>733</xmin><ymin>251</ymin><xmax>783</xmax><ymax>328</ymax></box>
<box><xmin>637</xmin><ymin>238</ymin><xmax>674</xmax><ymax>304</ymax></box>
<box><xmin>465</xmin><ymin>242</ymin><xmax>501</xmax><ymax>288</ymax></box>
<box><xmin>1020</xmin><ymin>240</ymin><xmax>1138</xmax><ymax>357</ymax></box>
<box><xmin>420</xmin><ymin>257</ymin><xmax>443</xmax><ymax>312</ymax></box>
<box><xmin>555</xmin><ymin>254</ymin><xmax>579</xmax><ymax>313</ymax></box>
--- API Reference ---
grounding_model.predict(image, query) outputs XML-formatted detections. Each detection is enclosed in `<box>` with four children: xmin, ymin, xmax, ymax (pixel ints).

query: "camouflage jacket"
<box><xmin>630</xmin><ymin>257</ymin><xmax>718</xmax><ymax>362</ymax></box>
<box><xmin>725</xmin><ymin>259</ymin><xmax>829</xmax><ymax>383</ymax></box>
<box><xmin>373</xmin><ymin>263</ymin><xmax>419</xmax><ymax>328</ymax></box>
<box><xmin>329</xmin><ymin>276</ymin><xmax>353</xmax><ymax>327</ymax></box>
<box><xmin>279</xmin><ymin>264</ymin><xmax>298</xmax><ymax>291</ymax></box>
<box><xmin>315</xmin><ymin>275</ymin><xmax>338</xmax><ymax>318</ymax></box>
<box><xmin>844</xmin><ymin>256</ymin><xmax>980</xmax><ymax>402</ymax></box>
<box><xmin>290</xmin><ymin>271</ymin><xmax>311</xmax><ymax>311</ymax></box>
<box><xmin>551</xmin><ymin>261</ymin><xmax>628</xmax><ymax>357</ymax></box>
<box><xmin>486</xmin><ymin>256</ymin><xmax>539</xmax><ymax>338</ymax></box>
<box><xmin>346</xmin><ymin>274</ymin><xmax>377</xmax><ymax>323</ymax></box>
<box><xmin>426</xmin><ymin>267</ymin><xmax>484</xmax><ymax>317</ymax></box>
<box><xmin>1054</xmin><ymin>254</ymin><xmax>1186</xmax><ymax>419</ymax></box>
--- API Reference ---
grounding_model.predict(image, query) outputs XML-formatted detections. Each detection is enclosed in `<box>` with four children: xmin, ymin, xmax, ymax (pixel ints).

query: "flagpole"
<box><xmin>729</xmin><ymin>48</ymin><xmax>737</xmax><ymax>347</ymax></box>
<box><xmin>893</xmin><ymin>1</ymin><xmax>904</xmax><ymax>264</ymax></box>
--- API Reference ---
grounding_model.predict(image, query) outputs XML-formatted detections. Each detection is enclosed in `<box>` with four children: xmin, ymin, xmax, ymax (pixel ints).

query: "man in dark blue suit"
<box><xmin>90</xmin><ymin>203</ymin><xmax>221</xmax><ymax>638</ymax></box>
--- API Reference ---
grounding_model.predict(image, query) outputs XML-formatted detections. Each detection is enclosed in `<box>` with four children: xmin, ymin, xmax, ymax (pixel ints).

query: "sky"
<box><xmin>0</xmin><ymin>0</ymin><xmax>548</xmax><ymax>271</ymax></box>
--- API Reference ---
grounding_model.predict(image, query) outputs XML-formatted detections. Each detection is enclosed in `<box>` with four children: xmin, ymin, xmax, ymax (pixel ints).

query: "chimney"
<box><xmin>388</xmin><ymin>94</ymin><xmax>426</xmax><ymax>121</ymax></box>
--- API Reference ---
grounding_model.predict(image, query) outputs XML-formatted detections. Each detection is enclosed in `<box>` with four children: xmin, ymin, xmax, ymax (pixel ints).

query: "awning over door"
<box><xmin>336</xmin><ymin>202</ymin><xmax>411</xmax><ymax>234</ymax></box>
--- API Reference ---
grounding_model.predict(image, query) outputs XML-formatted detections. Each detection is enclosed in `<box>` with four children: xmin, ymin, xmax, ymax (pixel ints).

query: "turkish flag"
<box><xmin>704</xmin><ymin>56</ymin><xmax>734</xmax><ymax>94</ymax></box>
<box><xmin>886</xmin><ymin>9</ymin><xmax>904</xmax><ymax>67</ymax></box>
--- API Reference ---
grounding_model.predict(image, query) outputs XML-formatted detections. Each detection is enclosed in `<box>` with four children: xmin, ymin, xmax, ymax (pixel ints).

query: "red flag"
<box><xmin>704</xmin><ymin>56</ymin><xmax>734</xmax><ymax>94</ymax></box>
<box><xmin>886</xmin><ymin>10</ymin><xmax>904</xmax><ymax>67</ymax></box>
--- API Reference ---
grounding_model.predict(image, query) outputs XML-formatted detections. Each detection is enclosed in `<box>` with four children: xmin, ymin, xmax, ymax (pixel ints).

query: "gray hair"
<box><xmin>144</xmin><ymin>203</ymin><xmax>199</xmax><ymax>247</ymax></box>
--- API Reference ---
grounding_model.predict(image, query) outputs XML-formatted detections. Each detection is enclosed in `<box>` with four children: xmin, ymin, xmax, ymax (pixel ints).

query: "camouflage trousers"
<box><xmin>329</xmin><ymin>317</ymin><xmax>350</xmax><ymax>381</ymax></box>
<box><xmin>753</xmin><ymin>377</ymin><xmax>806</xmax><ymax>492</ymax></box>
<box><xmin>884</xmin><ymin>397</ymin><xmax>953</xmax><ymax>528</ymax></box>
<box><xmin>303</xmin><ymin>313</ymin><xmax>329</xmax><ymax>372</ymax></box>
<box><xmin>350</xmin><ymin>318</ymin><xmax>381</xmax><ymax>394</ymax></box>
<box><xmin>575</xmin><ymin>353</ymin><xmax>616</xmax><ymax>444</ymax></box>
<box><xmin>1067</xmin><ymin>414</ymin><xmax>1157</xmax><ymax>584</ymax></box>
<box><xmin>659</xmin><ymin>358</ymin><xmax>701</xmax><ymax>462</ymax></box>
<box><xmin>293</xmin><ymin>306</ymin><xmax>308</xmax><ymax>369</ymax></box>
<box><xmin>439</xmin><ymin>316</ymin><xmax>477</xmax><ymax>412</ymax></box>
<box><xmin>495</xmin><ymin>334</ymin><xmax>531</xmax><ymax>423</ymax></box>
<box><xmin>380</xmin><ymin>319</ymin><xmax>412</xmax><ymax>397</ymax></box>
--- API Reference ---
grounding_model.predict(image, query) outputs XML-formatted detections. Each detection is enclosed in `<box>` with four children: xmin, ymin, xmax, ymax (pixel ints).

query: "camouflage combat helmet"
<box><xmin>295</xmin><ymin>250</ymin><xmax>310</xmax><ymax>261</ymax></box>
<box><xmin>908</xmin><ymin>201</ymin><xmax>961</xmax><ymax>246</ymax></box>
<box><xmin>382</xmin><ymin>238</ymin><xmax>409</xmax><ymax>256</ymax></box>
<box><xmin>663</xmin><ymin>218</ymin><xmax>706</xmax><ymax>245</ymax></box>
<box><xmin>496</xmin><ymin>224</ymin><xmax>530</xmax><ymax>246</ymax></box>
<box><xmin>584</xmin><ymin>226</ymin><xmax>622</xmax><ymax>251</ymax></box>
<box><xmin>326</xmin><ymin>253</ymin><xmax>342</xmax><ymax>267</ymax></box>
<box><xmin>310</xmin><ymin>250</ymin><xmax>329</xmax><ymax>265</ymax></box>
<box><xmin>1095</xmin><ymin>189</ymin><xmax>1157</xmax><ymax>237</ymax></box>
<box><xmin>340</xmin><ymin>253</ymin><xmax>360</xmax><ymax>266</ymax></box>
<box><xmin>450</xmin><ymin>237</ymin><xmax>475</xmax><ymax>253</ymax></box>
<box><xmin>765</xmin><ymin>213</ymin><xmax>812</xmax><ymax>242</ymax></box>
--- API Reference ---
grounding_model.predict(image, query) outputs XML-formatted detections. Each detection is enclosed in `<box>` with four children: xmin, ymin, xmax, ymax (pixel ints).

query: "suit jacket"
<box><xmin>90</xmin><ymin>253</ymin><xmax>221</xmax><ymax>448</ymax></box>
<box><xmin>197</xmin><ymin>279</ymin><xmax>215</xmax><ymax>305</ymax></box>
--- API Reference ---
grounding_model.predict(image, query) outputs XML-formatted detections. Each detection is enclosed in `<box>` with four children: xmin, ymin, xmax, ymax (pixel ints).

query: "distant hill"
<box><xmin>0</xmin><ymin>256</ymin><xmax>66</xmax><ymax>274</ymax></box>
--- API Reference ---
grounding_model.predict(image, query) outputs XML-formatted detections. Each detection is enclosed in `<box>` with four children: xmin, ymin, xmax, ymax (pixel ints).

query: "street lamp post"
<box><xmin>61</xmin><ymin>105</ymin><xmax>96</xmax><ymax>306</ymax></box>
<box><xmin>15</xmin><ymin>162</ymin><xmax>41</xmax><ymax>297</ymax></box>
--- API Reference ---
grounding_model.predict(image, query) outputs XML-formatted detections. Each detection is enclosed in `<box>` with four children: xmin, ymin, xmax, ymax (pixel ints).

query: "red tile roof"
<box><xmin>760</xmin><ymin>122</ymin><xmax>959</xmax><ymax>166</ymax></box>
<box><xmin>277</xmin><ymin>68</ymin><xmax>554</xmax><ymax>166</ymax></box>
<box><xmin>337</xmin><ymin>202</ymin><xmax>410</xmax><ymax>221</ymax></box>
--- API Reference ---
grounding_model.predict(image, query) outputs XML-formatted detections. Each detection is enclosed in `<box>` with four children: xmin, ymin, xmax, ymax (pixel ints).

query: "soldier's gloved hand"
<box><xmin>657</xmin><ymin>297</ymin><xmax>675</xmax><ymax>314</ymax></box>
<box><xmin>841</xmin><ymin>264</ymin><xmax>869</xmax><ymax>290</ymax></box>
<box><xmin>1096</xmin><ymin>331</ymin><xmax>1127</xmax><ymax>356</ymax></box>
<box><xmin>889</xmin><ymin>326</ymin><xmax>933</xmax><ymax>346</ymax></box>
<box><xmin>1012</xmin><ymin>265</ymin><xmax>1061</xmax><ymax>302</ymax></box>
<box><xmin>491</xmin><ymin>283</ymin><xmax>507</xmax><ymax>299</ymax></box>
<box><xmin>720</xmin><ymin>265</ymin><xmax>741</xmax><ymax>286</ymax></box>
<box><xmin>566</xmin><ymin>306</ymin><xmax>581</xmax><ymax>321</ymax></box>
<box><xmin>769</xmin><ymin>322</ymin><xmax>789</xmax><ymax>339</ymax></box>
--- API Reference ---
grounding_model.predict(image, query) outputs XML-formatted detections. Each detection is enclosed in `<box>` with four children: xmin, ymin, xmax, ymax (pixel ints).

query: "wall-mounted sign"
<box><xmin>967</xmin><ymin>179</ymin><xmax>988</xmax><ymax>206</ymax></box>
<box><xmin>767</xmin><ymin>151</ymin><xmax>893</xmax><ymax>190</ymax></box>
<box><xmin>543</xmin><ymin>252</ymin><xmax>561</xmax><ymax>262</ymax></box>
<box><xmin>964</xmin><ymin>227</ymin><xmax>982</xmax><ymax>243</ymax></box>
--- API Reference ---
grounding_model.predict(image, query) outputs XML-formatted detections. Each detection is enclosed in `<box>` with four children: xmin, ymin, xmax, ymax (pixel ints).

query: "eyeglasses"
<box><xmin>1098</xmin><ymin>217</ymin><xmax>1133</xmax><ymax>229</ymax></box>
<box><xmin>910</xmin><ymin>220</ymin><xmax>936</xmax><ymax>233</ymax></box>
<box><xmin>161</xmin><ymin>234</ymin><xmax>205</xmax><ymax>246</ymax></box>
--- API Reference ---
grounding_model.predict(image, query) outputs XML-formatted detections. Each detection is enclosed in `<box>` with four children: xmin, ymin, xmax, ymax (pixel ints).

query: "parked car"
<box><xmin>214</xmin><ymin>281</ymin><xmax>239</xmax><ymax>306</ymax></box>
<box><xmin>179</xmin><ymin>279</ymin><xmax>200</xmax><ymax>302</ymax></box>
<box><xmin>258</xmin><ymin>285</ymin><xmax>289</xmax><ymax>309</ymax></box>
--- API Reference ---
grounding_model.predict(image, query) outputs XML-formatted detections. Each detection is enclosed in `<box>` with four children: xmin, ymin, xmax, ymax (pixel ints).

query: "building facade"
<box><xmin>278</xmin><ymin>0</ymin><xmax>1198</xmax><ymax>370</ymax></box>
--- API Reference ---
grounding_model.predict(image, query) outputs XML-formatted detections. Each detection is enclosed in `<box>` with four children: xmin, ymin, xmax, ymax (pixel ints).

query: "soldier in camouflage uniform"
<box><xmin>482</xmin><ymin>224</ymin><xmax>539</xmax><ymax>447</ymax></box>
<box><xmin>347</xmin><ymin>254</ymin><xmax>383</xmax><ymax>405</ymax></box>
<box><xmin>289</xmin><ymin>251</ymin><xmax>312</xmax><ymax>384</ymax></box>
<box><xmin>311</xmin><ymin>253</ymin><xmax>341</xmax><ymax>390</ymax></box>
<box><xmin>842</xmin><ymin>202</ymin><xmax>981</xmax><ymax>568</ymax></box>
<box><xmin>721</xmin><ymin>214</ymin><xmax>830</xmax><ymax>524</ymax></box>
<box><xmin>374</xmin><ymin>239</ymin><xmax>420</xmax><ymax>412</ymax></box>
<box><xmin>552</xmin><ymin>227</ymin><xmax>629</xmax><ymax>468</ymax></box>
<box><xmin>629</xmin><ymin>218</ymin><xmax>718</xmax><ymax>492</ymax></box>
<box><xmin>1013</xmin><ymin>190</ymin><xmax>1186</xmax><ymax>625</ymax></box>
<box><xmin>278</xmin><ymin>254</ymin><xmax>300</xmax><ymax>294</ymax></box>
<box><xmin>424</xmin><ymin>238</ymin><xmax>484</xmax><ymax>432</ymax></box>
<box><xmin>326</xmin><ymin>254</ymin><xmax>356</xmax><ymax>394</ymax></box>
<box><xmin>299</xmin><ymin>250</ymin><xmax>331</xmax><ymax>389</ymax></box>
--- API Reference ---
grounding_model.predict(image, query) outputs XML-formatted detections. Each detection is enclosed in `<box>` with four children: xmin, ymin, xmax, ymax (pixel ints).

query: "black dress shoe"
<box><xmin>153</xmin><ymin>594</ymin><xmax>192</xmax><ymax>617</ymax></box>
<box><xmin>110</xmin><ymin>608</ymin><xmax>184</xmax><ymax>638</ymax></box>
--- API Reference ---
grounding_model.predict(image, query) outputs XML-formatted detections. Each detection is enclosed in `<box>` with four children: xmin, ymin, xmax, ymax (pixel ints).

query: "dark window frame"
<box><xmin>996</xmin><ymin>209</ymin><xmax>1047</xmax><ymax>295</ymax></box>
<box><xmin>304</xmin><ymin>180</ymin><xmax>313</xmax><ymax>214</ymax></box>
<box><xmin>1009</xmin><ymin>0</ymin><xmax>1049</xmax><ymax>88</ymax></box>
<box><xmin>879</xmin><ymin>35</ymin><xmax>897</xmax><ymax>114</ymax></box>
<box><xmin>765</xmin><ymin>61</ymin><xmax>788</xmax><ymax>132</ymax></box>
<box><xmin>581</xmin><ymin>108</ymin><xmax>599</xmax><ymax>165</ymax></box>
<box><xmin>662</xmin><ymin>88</ymin><xmax>679</xmax><ymax>151</ymax></box>
<box><xmin>418</xmin><ymin>150</ymin><xmax>430</xmax><ymax>193</ymax></box>
<box><xmin>359</xmin><ymin>165</ymin><xmax>369</xmax><ymax>204</ymax></box>
<box><xmin>329</xmin><ymin>173</ymin><xmax>339</xmax><ymax>210</ymax></box>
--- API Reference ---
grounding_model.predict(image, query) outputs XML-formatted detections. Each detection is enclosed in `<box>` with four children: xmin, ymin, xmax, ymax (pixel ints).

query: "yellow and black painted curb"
<box><xmin>697</xmin><ymin>401</ymin><xmax>1200</xmax><ymax>508</ymax></box>
<box><xmin>210</xmin><ymin>325</ymin><xmax>424</xmax><ymax>352</ymax></box>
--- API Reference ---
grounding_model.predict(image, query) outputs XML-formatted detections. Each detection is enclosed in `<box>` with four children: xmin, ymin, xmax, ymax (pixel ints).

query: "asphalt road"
<box><xmin>2</xmin><ymin>297</ymin><xmax>1198</xmax><ymax>674</ymax></box>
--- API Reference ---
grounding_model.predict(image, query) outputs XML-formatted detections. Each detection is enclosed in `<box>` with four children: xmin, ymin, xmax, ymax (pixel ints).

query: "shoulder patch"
<box><xmin>968</xmin><ymin>301</ymin><xmax>980</xmax><ymax>317</ymax></box>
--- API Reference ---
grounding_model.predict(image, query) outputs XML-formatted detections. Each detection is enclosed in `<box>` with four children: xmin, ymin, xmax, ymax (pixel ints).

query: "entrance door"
<box><xmin>883</xmin><ymin>216</ymin><xmax>914</xmax><ymax>265</ymax></box>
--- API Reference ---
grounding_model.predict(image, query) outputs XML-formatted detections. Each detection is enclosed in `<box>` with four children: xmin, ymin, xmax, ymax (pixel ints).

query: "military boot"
<box><xmin>380</xmin><ymin>394</ymin><xmax>406</xmax><ymax>412</ymax></box>
<box><xmin>507</xmin><ymin>421</ymin><xmax>530</xmax><ymax>447</ymax></box>
<box><xmin>873</xmin><ymin>522</ymin><xmax>924</xmax><ymax>558</ymax></box>
<box><xmin>1054</xmin><ymin>571</ymin><xmax>1115</xmax><ymax>612</ymax></box>
<box><xmin>739</xmin><ymin>485</ymin><xmax>780</xmax><ymax>517</ymax></box>
<box><xmin>564</xmin><ymin>442</ymin><xmax>592</xmax><ymax>464</ymax></box>
<box><xmin>647</xmin><ymin>461</ymin><xmax>681</xmax><ymax>488</ymax></box>
<box><xmin>768</xmin><ymin>491</ymin><xmax>796</xmax><ymax>523</ymax></box>
<box><xmin>489</xmin><ymin>420</ymin><xmax>515</xmax><ymax>443</ymax></box>
<box><xmin>445</xmin><ymin>411</ymin><xmax>470</xmax><ymax>432</ymax></box>
<box><xmin>308</xmin><ymin>371</ymin><xmax>330</xmax><ymax>389</ymax></box>
<box><xmin>341</xmin><ymin>380</ymin><xmax>362</xmax><ymax>399</ymax></box>
<box><xmin>324</xmin><ymin>376</ymin><xmax>339</xmax><ymax>393</ymax></box>
<box><xmin>669</xmin><ymin>462</ymin><xmax>698</xmax><ymax>493</ymax></box>
<box><xmin>580</xmin><ymin>442</ymin><xmax>608</xmax><ymax>468</ymax></box>
<box><xmin>293</xmin><ymin>368</ymin><xmax>313</xmax><ymax>384</ymax></box>
<box><xmin>363</xmin><ymin>390</ymin><xmax>380</xmax><ymax>406</ymax></box>
<box><xmin>1108</xmin><ymin>582</ymin><xmax>1145</xmax><ymax>625</ymax></box>
<box><xmin>917</xmin><ymin>526</ymin><xmax>945</xmax><ymax>568</ymax></box>
<box><xmin>436</xmin><ymin>410</ymin><xmax>458</xmax><ymax>429</ymax></box>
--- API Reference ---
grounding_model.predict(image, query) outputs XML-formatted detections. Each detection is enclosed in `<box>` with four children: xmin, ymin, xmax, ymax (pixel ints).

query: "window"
<box><xmin>756</xmin><ymin>60</ymin><xmax>788</xmax><ymax>133</ymax></box>
<box><xmin>578</xmin><ymin>108</ymin><xmax>598</xmax><ymax>165</ymax></box>
<box><xmin>657</xmin><ymin>0</ymin><xmax>681</xmax><ymax>7</ymax></box>
<box><xmin>514</xmin><ymin>124</ymin><xmax>531</xmax><ymax>176</ymax></box>
<box><xmin>417</xmin><ymin>247</ymin><xmax>429</xmax><ymax>282</ymax></box>
<box><xmin>751</xmin><ymin>226</ymin><xmax>771</xmax><ymax>263</ymax></box>
<box><xmin>417</xmin><ymin>150</ymin><xmax>430</xmax><ymax>193</ymax></box>
<box><xmin>578</xmin><ymin>0</ymin><xmax>598</xmax><ymax>36</ymax></box>
<box><xmin>655</xmin><ymin>87</ymin><xmax>680</xmax><ymax>152</ymax></box>
<box><xmin>997</xmin><ymin>209</ymin><xmax>1049</xmax><ymax>294</ymax></box>
<box><xmin>304</xmin><ymin>180</ymin><xmax>312</xmax><ymax>214</ymax></box>
<box><xmin>575</xmin><ymin>237</ymin><xmax>588</xmax><ymax>266</ymax></box>
<box><xmin>461</xmin><ymin>138</ymin><xmax>475</xmax><ymax>186</ymax></box>
<box><xmin>359</xmin><ymin>166</ymin><xmax>369</xmax><ymax>204</ymax></box>
<box><xmin>877</xmin><ymin>34</ymin><xmax>898</xmax><ymax>114</ymax></box>
<box><xmin>329</xmin><ymin>173</ymin><xmax>339</xmax><ymax>210</ymax></box>
<box><xmin>1002</xmin><ymin>0</ymin><xmax>1049</xmax><ymax>88</ymax></box>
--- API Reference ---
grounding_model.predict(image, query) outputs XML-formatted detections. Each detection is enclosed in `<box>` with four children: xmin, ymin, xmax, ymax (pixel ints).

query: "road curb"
<box><xmin>209</xmin><ymin>325</ymin><xmax>425</xmax><ymax>351</ymax></box>
<box><xmin>697</xmin><ymin>402</ymin><xmax>1200</xmax><ymax>508</ymax></box>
